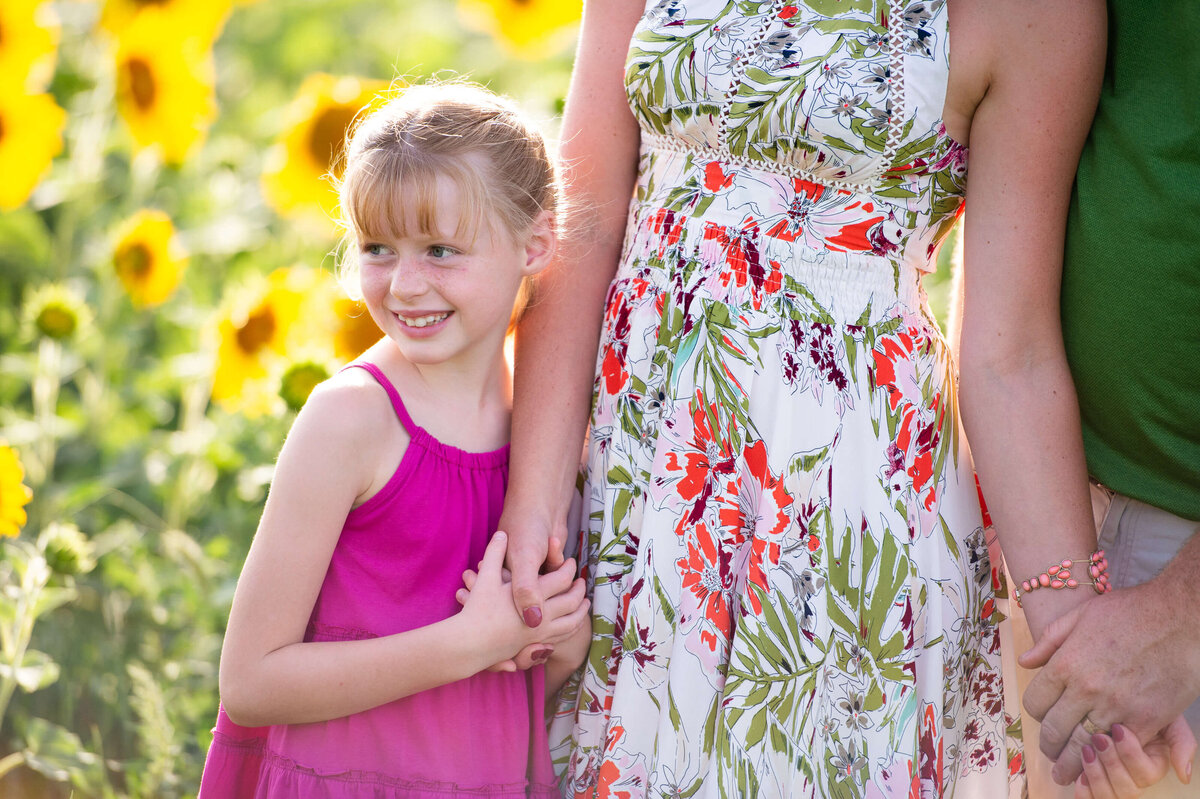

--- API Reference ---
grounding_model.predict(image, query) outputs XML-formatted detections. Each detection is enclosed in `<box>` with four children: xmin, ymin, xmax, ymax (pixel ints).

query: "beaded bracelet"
<box><xmin>1013</xmin><ymin>550</ymin><xmax>1112</xmax><ymax>608</ymax></box>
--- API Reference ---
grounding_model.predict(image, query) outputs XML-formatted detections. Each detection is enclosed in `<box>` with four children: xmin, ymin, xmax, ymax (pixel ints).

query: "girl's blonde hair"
<box><xmin>335</xmin><ymin>81</ymin><xmax>561</xmax><ymax>327</ymax></box>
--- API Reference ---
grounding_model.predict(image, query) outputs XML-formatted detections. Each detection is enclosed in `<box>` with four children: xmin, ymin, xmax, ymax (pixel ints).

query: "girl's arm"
<box><xmin>218</xmin><ymin>378</ymin><xmax>583</xmax><ymax>727</ymax></box>
<box><xmin>502</xmin><ymin>0</ymin><xmax>646</xmax><ymax>627</ymax></box>
<box><xmin>953</xmin><ymin>0</ymin><xmax>1105</xmax><ymax>640</ymax></box>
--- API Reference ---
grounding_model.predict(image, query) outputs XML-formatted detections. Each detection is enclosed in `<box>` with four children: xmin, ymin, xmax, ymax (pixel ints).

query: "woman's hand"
<box><xmin>1074</xmin><ymin>721</ymin><xmax>1195</xmax><ymax>799</ymax></box>
<box><xmin>499</xmin><ymin>507</ymin><xmax>567</xmax><ymax>629</ymax></box>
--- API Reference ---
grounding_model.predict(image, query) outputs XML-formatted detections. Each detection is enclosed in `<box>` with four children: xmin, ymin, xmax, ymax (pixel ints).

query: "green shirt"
<box><xmin>1061</xmin><ymin>1</ymin><xmax>1200</xmax><ymax>521</ymax></box>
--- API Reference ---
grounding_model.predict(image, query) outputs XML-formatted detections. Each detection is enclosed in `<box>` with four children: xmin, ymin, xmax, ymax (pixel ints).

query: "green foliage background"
<box><xmin>0</xmin><ymin>2</ymin><xmax>957</xmax><ymax>796</ymax></box>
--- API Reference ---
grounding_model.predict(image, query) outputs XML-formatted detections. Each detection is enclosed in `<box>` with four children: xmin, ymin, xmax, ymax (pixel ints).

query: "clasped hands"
<box><xmin>1020</xmin><ymin>581</ymin><xmax>1197</xmax><ymax>797</ymax></box>
<box><xmin>454</xmin><ymin>532</ymin><xmax>591</xmax><ymax>672</ymax></box>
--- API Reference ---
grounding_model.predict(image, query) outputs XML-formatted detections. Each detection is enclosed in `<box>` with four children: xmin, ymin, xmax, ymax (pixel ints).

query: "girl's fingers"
<box><xmin>542</xmin><ymin>577</ymin><xmax>587</xmax><ymax>620</ymax></box>
<box><xmin>1092</xmin><ymin>733</ymin><xmax>1147</xmax><ymax>796</ymax></box>
<box><xmin>1080</xmin><ymin>745</ymin><xmax>1118</xmax><ymax>799</ymax></box>
<box><xmin>485</xmin><ymin>659</ymin><xmax>518</xmax><ymax>673</ymax></box>
<box><xmin>461</xmin><ymin>569</ymin><xmax>478</xmax><ymax>590</ymax></box>
<box><xmin>478</xmin><ymin>531</ymin><xmax>509</xmax><ymax>576</ymax></box>
<box><xmin>455</xmin><ymin>587</ymin><xmax>469</xmax><ymax>606</ymax></box>
<box><xmin>537</xmin><ymin>557</ymin><xmax>577</xmax><ymax>598</ymax></box>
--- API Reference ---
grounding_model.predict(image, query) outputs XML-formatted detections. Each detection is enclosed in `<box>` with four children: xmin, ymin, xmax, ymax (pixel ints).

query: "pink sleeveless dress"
<box><xmin>199</xmin><ymin>362</ymin><xmax>558</xmax><ymax>799</ymax></box>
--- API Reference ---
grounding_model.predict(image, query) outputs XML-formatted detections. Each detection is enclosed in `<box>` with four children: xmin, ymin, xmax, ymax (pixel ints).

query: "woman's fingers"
<box><xmin>1109</xmin><ymin>725</ymin><xmax>1165</xmax><ymax>788</ymax></box>
<box><xmin>1092</xmin><ymin>733</ymin><xmax>1148</xmax><ymax>796</ymax></box>
<box><xmin>506</xmin><ymin>529</ymin><xmax>550</xmax><ymax>628</ymax></box>
<box><xmin>1080</xmin><ymin>744</ymin><xmax>1119</xmax><ymax>799</ymax></box>
<box><xmin>1162</xmin><ymin>716</ymin><xmax>1197</xmax><ymax>784</ymax></box>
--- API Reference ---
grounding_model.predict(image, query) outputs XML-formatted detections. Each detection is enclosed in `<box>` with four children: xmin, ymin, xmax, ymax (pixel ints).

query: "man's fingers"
<box><xmin>1051</xmin><ymin>723</ymin><xmax>1094</xmax><ymax>785</ymax></box>
<box><xmin>1020</xmin><ymin>603</ymin><xmax>1085</xmax><ymax>670</ymax></box>
<box><xmin>1163</xmin><ymin>716</ymin><xmax>1197</xmax><ymax>784</ymax></box>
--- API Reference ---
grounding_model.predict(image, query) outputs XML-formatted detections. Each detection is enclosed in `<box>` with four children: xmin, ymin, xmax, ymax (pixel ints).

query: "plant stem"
<box><xmin>0</xmin><ymin>751</ymin><xmax>26</xmax><ymax>779</ymax></box>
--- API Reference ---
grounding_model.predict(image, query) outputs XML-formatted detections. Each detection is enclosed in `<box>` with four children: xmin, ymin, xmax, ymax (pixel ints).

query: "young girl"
<box><xmin>198</xmin><ymin>83</ymin><xmax>591</xmax><ymax>798</ymax></box>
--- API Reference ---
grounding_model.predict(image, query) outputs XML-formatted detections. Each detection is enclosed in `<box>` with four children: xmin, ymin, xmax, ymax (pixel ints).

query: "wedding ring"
<box><xmin>1081</xmin><ymin>714</ymin><xmax>1110</xmax><ymax>737</ymax></box>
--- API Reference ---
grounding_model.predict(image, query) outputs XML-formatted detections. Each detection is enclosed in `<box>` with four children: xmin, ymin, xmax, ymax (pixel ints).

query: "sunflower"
<box><xmin>456</xmin><ymin>0</ymin><xmax>581</xmax><ymax>57</ymax></box>
<box><xmin>279</xmin><ymin>360</ymin><xmax>331</xmax><ymax>411</ymax></box>
<box><xmin>23</xmin><ymin>282</ymin><xmax>91</xmax><ymax>341</ymax></box>
<box><xmin>0</xmin><ymin>441</ymin><xmax>33</xmax><ymax>539</ymax></box>
<box><xmin>100</xmin><ymin>0</ymin><xmax>231</xmax><ymax>45</ymax></box>
<box><xmin>0</xmin><ymin>0</ymin><xmax>59</xmax><ymax>92</ymax></box>
<box><xmin>112</xmin><ymin>210</ymin><xmax>187</xmax><ymax>307</ymax></box>
<box><xmin>113</xmin><ymin>7</ymin><xmax>216</xmax><ymax>165</ymax></box>
<box><xmin>261</xmin><ymin>73</ymin><xmax>388</xmax><ymax>221</ymax></box>
<box><xmin>333</xmin><ymin>297</ymin><xmax>383</xmax><ymax>361</ymax></box>
<box><xmin>0</xmin><ymin>90</ymin><xmax>66</xmax><ymax>211</ymax></box>
<box><xmin>211</xmin><ymin>267</ymin><xmax>317</xmax><ymax>415</ymax></box>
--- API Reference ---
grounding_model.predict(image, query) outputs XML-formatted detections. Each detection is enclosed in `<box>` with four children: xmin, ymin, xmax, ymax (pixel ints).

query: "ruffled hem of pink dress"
<box><xmin>199</xmin><ymin>731</ymin><xmax>560</xmax><ymax>799</ymax></box>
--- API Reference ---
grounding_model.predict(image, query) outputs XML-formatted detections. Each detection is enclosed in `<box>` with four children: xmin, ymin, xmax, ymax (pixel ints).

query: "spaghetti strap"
<box><xmin>342</xmin><ymin>362</ymin><xmax>419</xmax><ymax>437</ymax></box>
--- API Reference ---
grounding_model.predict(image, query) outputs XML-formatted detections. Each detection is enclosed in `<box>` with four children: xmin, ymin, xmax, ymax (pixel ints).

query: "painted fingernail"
<box><xmin>1093</xmin><ymin>734</ymin><xmax>1109</xmax><ymax>752</ymax></box>
<box><xmin>531</xmin><ymin>648</ymin><xmax>552</xmax><ymax>664</ymax></box>
<box><xmin>1187</xmin><ymin>760</ymin><xmax>1192</xmax><ymax>783</ymax></box>
<box><xmin>1082</xmin><ymin>745</ymin><xmax>1096</xmax><ymax>764</ymax></box>
<box><xmin>1111</xmin><ymin>723</ymin><xmax>1125</xmax><ymax>743</ymax></box>
<box><xmin>523</xmin><ymin>607</ymin><xmax>542</xmax><ymax>627</ymax></box>
<box><xmin>1080</xmin><ymin>773</ymin><xmax>1090</xmax><ymax>787</ymax></box>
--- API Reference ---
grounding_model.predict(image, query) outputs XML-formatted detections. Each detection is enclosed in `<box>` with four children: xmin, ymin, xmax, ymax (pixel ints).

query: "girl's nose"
<box><xmin>389</xmin><ymin>261</ymin><xmax>427</xmax><ymax>300</ymax></box>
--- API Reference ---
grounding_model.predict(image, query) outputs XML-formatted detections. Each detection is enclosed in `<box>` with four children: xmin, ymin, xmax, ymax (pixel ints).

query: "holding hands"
<box><xmin>1020</xmin><ymin>579</ymin><xmax>1199</xmax><ymax>796</ymax></box>
<box><xmin>455</xmin><ymin>532</ymin><xmax>591</xmax><ymax>685</ymax></box>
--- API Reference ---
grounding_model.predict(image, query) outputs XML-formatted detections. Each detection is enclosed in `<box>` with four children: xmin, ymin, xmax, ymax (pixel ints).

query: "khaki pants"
<box><xmin>1013</xmin><ymin>483</ymin><xmax>1200</xmax><ymax>798</ymax></box>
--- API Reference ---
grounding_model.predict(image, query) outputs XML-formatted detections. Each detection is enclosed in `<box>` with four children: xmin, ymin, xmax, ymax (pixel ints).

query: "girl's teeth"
<box><xmin>402</xmin><ymin>313</ymin><xmax>449</xmax><ymax>328</ymax></box>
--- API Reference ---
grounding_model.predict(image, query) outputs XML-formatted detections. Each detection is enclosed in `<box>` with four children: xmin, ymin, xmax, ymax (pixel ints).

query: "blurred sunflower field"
<box><xmin>0</xmin><ymin>0</ymin><xmax>579</xmax><ymax>795</ymax></box>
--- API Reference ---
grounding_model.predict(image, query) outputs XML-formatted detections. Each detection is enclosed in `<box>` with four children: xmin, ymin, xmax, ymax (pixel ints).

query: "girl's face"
<box><xmin>357</xmin><ymin>172</ymin><xmax>549</xmax><ymax>374</ymax></box>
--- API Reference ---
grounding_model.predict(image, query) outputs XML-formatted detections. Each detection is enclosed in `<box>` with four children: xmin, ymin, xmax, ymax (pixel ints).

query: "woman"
<box><xmin>498</xmin><ymin>0</ymin><xmax>1136</xmax><ymax>795</ymax></box>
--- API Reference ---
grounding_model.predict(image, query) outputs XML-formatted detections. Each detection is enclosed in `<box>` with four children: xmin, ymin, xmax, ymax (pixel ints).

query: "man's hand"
<box><xmin>1020</xmin><ymin>579</ymin><xmax>1200</xmax><ymax>785</ymax></box>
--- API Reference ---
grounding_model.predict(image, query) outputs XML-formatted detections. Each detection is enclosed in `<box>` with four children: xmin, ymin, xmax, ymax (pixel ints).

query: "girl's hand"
<box><xmin>455</xmin><ymin>533</ymin><xmax>588</xmax><ymax>669</ymax></box>
<box><xmin>1075</xmin><ymin>721</ymin><xmax>1196</xmax><ymax>799</ymax></box>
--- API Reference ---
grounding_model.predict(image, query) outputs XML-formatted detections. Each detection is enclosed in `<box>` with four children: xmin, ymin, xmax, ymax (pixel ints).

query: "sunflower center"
<box><xmin>116</xmin><ymin>243</ymin><xmax>154</xmax><ymax>280</ymax></box>
<box><xmin>0</xmin><ymin>115</ymin><xmax>5</xmax><ymax>144</ymax></box>
<box><xmin>134</xmin><ymin>0</ymin><xmax>169</xmax><ymax>6</ymax></box>
<box><xmin>125</xmin><ymin>58</ymin><xmax>157</xmax><ymax>111</ymax></box>
<box><xmin>37</xmin><ymin>305</ymin><xmax>78</xmax><ymax>340</ymax></box>
<box><xmin>236</xmin><ymin>307</ymin><xmax>277</xmax><ymax>355</ymax></box>
<box><xmin>308</xmin><ymin>105</ymin><xmax>358</xmax><ymax>174</ymax></box>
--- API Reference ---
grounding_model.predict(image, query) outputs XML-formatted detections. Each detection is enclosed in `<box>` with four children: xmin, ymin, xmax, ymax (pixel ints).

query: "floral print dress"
<box><xmin>551</xmin><ymin>1</ymin><xmax>1024</xmax><ymax>797</ymax></box>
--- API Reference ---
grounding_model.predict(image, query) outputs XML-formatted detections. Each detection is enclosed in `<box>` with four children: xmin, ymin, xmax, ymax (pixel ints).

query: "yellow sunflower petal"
<box><xmin>211</xmin><ymin>267</ymin><xmax>314</xmax><ymax>414</ymax></box>
<box><xmin>0</xmin><ymin>90</ymin><xmax>66</xmax><ymax>211</ymax></box>
<box><xmin>0</xmin><ymin>0</ymin><xmax>59</xmax><ymax>93</ymax></box>
<box><xmin>100</xmin><ymin>0</ymin><xmax>231</xmax><ymax>46</ymax></box>
<box><xmin>333</xmin><ymin>297</ymin><xmax>383</xmax><ymax>362</ymax></box>
<box><xmin>113</xmin><ymin>7</ymin><xmax>217</xmax><ymax>165</ymax></box>
<box><xmin>112</xmin><ymin>210</ymin><xmax>187</xmax><ymax>307</ymax></box>
<box><xmin>261</xmin><ymin>73</ymin><xmax>389</xmax><ymax>221</ymax></box>
<box><xmin>0</xmin><ymin>441</ymin><xmax>33</xmax><ymax>539</ymax></box>
<box><xmin>456</xmin><ymin>0</ymin><xmax>581</xmax><ymax>57</ymax></box>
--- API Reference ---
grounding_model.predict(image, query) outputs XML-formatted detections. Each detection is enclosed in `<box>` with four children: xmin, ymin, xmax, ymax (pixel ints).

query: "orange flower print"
<box><xmin>677</xmin><ymin>521</ymin><xmax>734</xmax><ymax>643</ymax></box>
<box><xmin>660</xmin><ymin>391</ymin><xmax>738</xmax><ymax>533</ymax></box>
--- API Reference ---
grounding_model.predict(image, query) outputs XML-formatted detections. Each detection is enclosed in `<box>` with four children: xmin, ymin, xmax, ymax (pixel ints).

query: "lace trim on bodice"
<box><xmin>640</xmin><ymin>0</ymin><xmax>909</xmax><ymax>194</ymax></box>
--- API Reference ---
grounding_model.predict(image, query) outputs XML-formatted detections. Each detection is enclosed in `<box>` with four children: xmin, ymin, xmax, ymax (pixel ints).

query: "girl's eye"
<box><xmin>429</xmin><ymin>245</ymin><xmax>457</xmax><ymax>259</ymax></box>
<box><xmin>362</xmin><ymin>243</ymin><xmax>390</xmax><ymax>257</ymax></box>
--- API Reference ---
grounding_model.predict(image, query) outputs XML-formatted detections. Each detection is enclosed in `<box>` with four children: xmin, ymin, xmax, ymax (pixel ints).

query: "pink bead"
<box><xmin>1090</xmin><ymin>565</ymin><xmax>1100</xmax><ymax>578</ymax></box>
<box><xmin>1096</xmin><ymin>549</ymin><xmax>1106</xmax><ymax>559</ymax></box>
<box><xmin>1066</xmin><ymin>578</ymin><xmax>1078</xmax><ymax>588</ymax></box>
<box><xmin>1049</xmin><ymin>565</ymin><xmax>1061</xmax><ymax>576</ymax></box>
<box><xmin>1039</xmin><ymin>573</ymin><xmax>1051</xmax><ymax>587</ymax></box>
<box><xmin>1059</xmin><ymin>569</ymin><xmax>1071</xmax><ymax>580</ymax></box>
<box><xmin>1021</xmin><ymin>580</ymin><xmax>1032</xmax><ymax>592</ymax></box>
<box><xmin>1062</xmin><ymin>559</ymin><xmax>1073</xmax><ymax>568</ymax></box>
<box><xmin>1050</xmin><ymin>579</ymin><xmax>1064</xmax><ymax>589</ymax></box>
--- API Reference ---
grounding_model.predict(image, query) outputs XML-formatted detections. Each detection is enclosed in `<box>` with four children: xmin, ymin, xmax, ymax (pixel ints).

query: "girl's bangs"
<box><xmin>342</xmin><ymin>150</ymin><xmax>488</xmax><ymax>245</ymax></box>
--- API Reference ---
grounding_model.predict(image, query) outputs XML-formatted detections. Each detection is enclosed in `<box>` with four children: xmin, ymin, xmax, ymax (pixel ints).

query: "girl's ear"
<box><xmin>520</xmin><ymin>210</ymin><xmax>557</xmax><ymax>277</ymax></box>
